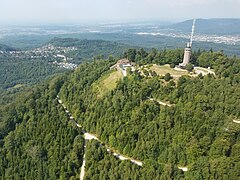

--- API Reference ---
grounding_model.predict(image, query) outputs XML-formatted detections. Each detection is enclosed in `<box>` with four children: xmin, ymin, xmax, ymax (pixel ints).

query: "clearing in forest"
<box><xmin>92</xmin><ymin>69</ymin><xmax>123</xmax><ymax>97</ymax></box>
<box><xmin>149</xmin><ymin>64</ymin><xmax>189</xmax><ymax>77</ymax></box>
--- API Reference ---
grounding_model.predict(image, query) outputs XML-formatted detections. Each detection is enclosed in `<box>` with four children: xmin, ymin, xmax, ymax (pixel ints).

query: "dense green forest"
<box><xmin>0</xmin><ymin>77</ymin><xmax>84</xmax><ymax>179</ymax></box>
<box><xmin>59</xmin><ymin>49</ymin><xmax>240</xmax><ymax>179</ymax></box>
<box><xmin>0</xmin><ymin>57</ymin><xmax>65</xmax><ymax>91</ymax></box>
<box><xmin>84</xmin><ymin>140</ymin><xmax>183</xmax><ymax>180</ymax></box>
<box><xmin>0</xmin><ymin>48</ymin><xmax>239</xmax><ymax>179</ymax></box>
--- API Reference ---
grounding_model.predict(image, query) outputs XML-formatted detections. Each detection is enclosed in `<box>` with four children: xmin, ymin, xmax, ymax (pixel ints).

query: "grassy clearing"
<box><xmin>92</xmin><ymin>70</ymin><xmax>123</xmax><ymax>97</ymax></box>
<box><xmin>149</xmin><ymin>64</ymin><xmax>189</xmax><ymax>77</ymax></box>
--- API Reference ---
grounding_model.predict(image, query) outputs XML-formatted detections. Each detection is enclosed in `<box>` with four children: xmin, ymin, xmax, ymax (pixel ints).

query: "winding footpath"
<box><xmin>233</xmin><ymin>119</ymin><xmax>240</xmax><ymax>124</ymax></box>
<box><xmin>178</xmin><ymin>167</ymin><xmax>188</xmax><ymax>172</ymax></box>
<box><xmin>57</xmin><ymin>96</ymin><xmax>189</xmax><ymax>177</ymax></box>
<box><xmin>80</xmin><ymin>141</ymin><xmax>86</xmax><ymax>180</ymax></box>
<box><xmin>56</xmin><ymin>96</ymin><xmax>143</xmax><ymax>180</ymax></box>
<box><xmin>147</xmin><ymin>97</ymin><xmax>174</xmax><ymax>107</ymax></box>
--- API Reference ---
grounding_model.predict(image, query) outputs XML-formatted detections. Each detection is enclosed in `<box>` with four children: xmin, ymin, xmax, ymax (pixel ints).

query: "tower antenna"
<box><xmin>179</xmin><ymin>19</ymin><xmax>196</xmax><ymax>67</ymax></box>
<box><xmin>190</xmin><ymin>19</ymin><xmax>196</xmax><ymax>47</ymax></box>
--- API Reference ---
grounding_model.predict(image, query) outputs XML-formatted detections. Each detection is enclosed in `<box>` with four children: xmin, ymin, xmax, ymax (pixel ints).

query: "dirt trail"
<box><xmin>56</xmin><ymin>96</ymin><xmax>143</xmax><ymax>180</ymax></box>
<box><xmin>233</xmin><ymin>119</ymin><xmax>240</xmax><ymax>124</ymax></box>
<box><xmin>147</xmin><ymin>97</ymin><xmax>173</xmax><ymax>107</ymax></box>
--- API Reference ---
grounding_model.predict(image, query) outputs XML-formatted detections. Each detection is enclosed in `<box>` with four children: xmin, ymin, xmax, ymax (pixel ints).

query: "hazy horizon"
<box><xmin>1</xmin><ymin>0</ymin><xmax>240</xmax><ymax>25</ymax></box>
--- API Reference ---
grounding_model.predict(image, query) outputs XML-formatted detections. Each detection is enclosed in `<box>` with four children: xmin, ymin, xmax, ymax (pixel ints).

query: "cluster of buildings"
<box><xmin>110</xmin><ymin>59</ymin><xmax>135</xmax><ymax>76</ymax></box>
<box><xmin>0</xmin><ymin>44</ymin><xmax>78</xmax><ymax>70</ymax></box>
<box><xmin>52</xmin><ymin>61</ymin><xmax>77</xmax><ymax>70</ymax></box>
<box><xmin>194</xmin><ymin>34</ymin><xmax>240</xmax><ymax>45</ymax></box>
<box><xmin>137</xmin><ymin>30</ymin><xmax>240</xmax><ymax>46</ymax></box>
<box><xmin>0</xmin><ymin>44</ymin><xmax>77</xmax><ymax>60</ymax></box>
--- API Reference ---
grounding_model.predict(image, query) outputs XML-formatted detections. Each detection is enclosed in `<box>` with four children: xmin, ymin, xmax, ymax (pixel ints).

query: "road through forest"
<box><xmin>56</xmin><ymin>96</ymin><xmax>143</xmax><ymax>180</ymax></box>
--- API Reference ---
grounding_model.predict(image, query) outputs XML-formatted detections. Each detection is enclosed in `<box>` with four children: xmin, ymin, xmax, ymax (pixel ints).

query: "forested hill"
<box><xmin>49</xmin><ymin>37</ymin><xmax>122</xmax><ymax>48</ymax></box>
<box><xmin>49</xmin><ymin>37</ymin><xmax>131</xmax><ymax>60</ymax></box>
<box><xmin>0</xmin><ymin>48</ymin><xmax>240</xmax><ymax>179</ymax></box>
<box><xmin>59</xmin><ymin>49</ymin><xmax>240</xmax><ymax>179</ymax></box>
<box><xmin>0</xmin><ymin>44</ymin><xmax>16</xmax><ymax>51</ymax></box>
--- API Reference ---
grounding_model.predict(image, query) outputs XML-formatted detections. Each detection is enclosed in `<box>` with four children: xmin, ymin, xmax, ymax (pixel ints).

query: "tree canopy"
<box><xmin>1</xmin><ymin>48</ymin><xmax>240</xmax><ymax>179</ymax></box>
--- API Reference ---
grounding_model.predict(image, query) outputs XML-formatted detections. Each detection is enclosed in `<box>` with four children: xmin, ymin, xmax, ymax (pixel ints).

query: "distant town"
<box><xmin>136</xmin><ymin>32</ymin><xmax>240</xmax><ymax>45</ymax></box>
<box><xmin>0</xmin><ymin>44</ymin><xmax>78</xmax><ymax>70</ymax></box>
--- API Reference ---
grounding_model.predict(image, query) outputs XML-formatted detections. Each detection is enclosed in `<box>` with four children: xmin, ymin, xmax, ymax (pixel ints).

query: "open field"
<box><xmin>149</xmin><ymin>64</ymin><xmax>189</xmax><ymax>77</ymax></box>
<box><xmin>92</xmin><ymin>70</ymin><xmax>123</xmax><ymax>97</ymax></box>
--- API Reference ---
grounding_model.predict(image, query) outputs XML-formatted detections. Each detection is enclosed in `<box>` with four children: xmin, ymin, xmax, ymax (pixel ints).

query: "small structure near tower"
<box><xmin>110</xmin><ymin>58</ymin><xmax>135</xmax><ymax>76</ymax></box>
<box><xmin>179</xmin><ymin>19</ymin><xmax>196</xmax><ymax>68</ymax></box>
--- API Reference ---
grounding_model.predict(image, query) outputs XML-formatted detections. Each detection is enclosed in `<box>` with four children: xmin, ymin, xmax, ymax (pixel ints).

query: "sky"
<box><xmin>1</xmin><ymin>0</ymin><xmax>240</xmax><ymax>24</ymax></box>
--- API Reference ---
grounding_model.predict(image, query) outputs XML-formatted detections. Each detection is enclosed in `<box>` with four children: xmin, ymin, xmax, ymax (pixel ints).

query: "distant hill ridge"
<box><xmin>0</xmin><ymin>44</ymin><xmax>16</xmax><ymax>51</ymax></box>
<box><xmin>48</xmin><ymin>37</ymin><xmax>133</xmax><ymax>60</ymax></box>
<box><xmin>167</xmin><ymin>18</ymin><xmax>240</xmax><ymax>35</ymax></box>
<box><xmin>49</xmin><ymin>37</ymin><xmax>126</xmax><ymax>48</ymax></box>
